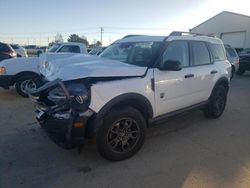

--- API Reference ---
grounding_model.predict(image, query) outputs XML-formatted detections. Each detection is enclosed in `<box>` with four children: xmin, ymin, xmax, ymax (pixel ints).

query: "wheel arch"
<box><xmin>11</xmin><ymin>71</ymin><xmax>39</xmax><ymax>85</ymax></box>
<box><xmin>210</xmin><ymin>77</ymin><xmax>229</xmax><ymax>98</ymax></box>
<box><xmin>85</xmin><ymin>93</ymin><xmax>153</xmax><ymax>138</ymax></box>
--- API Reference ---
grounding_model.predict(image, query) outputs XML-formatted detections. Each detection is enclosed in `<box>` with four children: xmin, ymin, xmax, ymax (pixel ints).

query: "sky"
<box><xmin>0</xmin><ymin>0</ymin><xmax>249</xmax><ymax>46</ymax></box>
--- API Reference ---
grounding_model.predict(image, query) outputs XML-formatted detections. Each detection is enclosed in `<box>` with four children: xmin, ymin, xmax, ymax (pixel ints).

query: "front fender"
<box><xmin>1</xmin><ymin>57</ymin><xmax>39</xmax><ymax>75</ymax></box>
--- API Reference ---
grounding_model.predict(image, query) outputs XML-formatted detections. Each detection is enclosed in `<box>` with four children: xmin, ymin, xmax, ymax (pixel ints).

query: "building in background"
<box><xmin>190</xmin><ymin>11</ymin><xmax>250</xmax><ymax>52</ymax></box>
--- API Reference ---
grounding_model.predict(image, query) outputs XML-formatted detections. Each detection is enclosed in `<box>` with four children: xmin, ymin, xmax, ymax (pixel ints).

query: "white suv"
<box><xmin>29</xmin><ymin>32</ymin><xmax>231</xmax><ymax>161</ymax></box>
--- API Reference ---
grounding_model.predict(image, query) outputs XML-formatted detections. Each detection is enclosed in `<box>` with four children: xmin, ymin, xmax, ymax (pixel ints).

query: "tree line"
<box><xmin>49</xmin><ymin>33</ymin><xmax>102</xmax><ymax>47</ymax></box>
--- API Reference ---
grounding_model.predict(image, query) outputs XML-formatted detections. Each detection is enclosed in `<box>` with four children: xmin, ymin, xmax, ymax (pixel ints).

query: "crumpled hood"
<box><xmin>44</xmin><ymin>54</ymin><xmax>147</xmax><ymax>81</ymax></box>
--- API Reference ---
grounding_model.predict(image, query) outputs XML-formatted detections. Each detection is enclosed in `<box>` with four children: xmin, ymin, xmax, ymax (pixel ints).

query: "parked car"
<box><xmin>89</xmin><ymin>46</ymin><xmax>107</xmax><ymax>56</ymax></box>
<box><xmin>10</xmin><ymin>44</ymin><xmax>28</xmax><ymax>57</ymax></box>
<box><xmin>0</xmin><ymin>42</ymin><xmax>16</xmax><ymax>62</ymax></box>
<box><xmin>24</xmin><ymin>45</ymin><xmax>40</xmax><ymax>56</ymax></box>
<box><xmin>28</xmin><ymin>32</ymin><xmax>231</xmax><ymax>161</ymax></box>
<box><xmin>0</xmin><ymin>42</ymin><xmax>87</xmax><ymax>97</ymax></box>
<box><xmin>37</xmin><ymin>46</ymin><xmax>48</xmax><ymax>55</ymax></box>
<box><xmin>224</xmin><ymin>45</ymin><xmax>239</xmax><ymax>79</ymax></box>
<box><xmin>237</xmin><ymin>48</ymin><xmax>250</xmax><ymax>75</ymax></box>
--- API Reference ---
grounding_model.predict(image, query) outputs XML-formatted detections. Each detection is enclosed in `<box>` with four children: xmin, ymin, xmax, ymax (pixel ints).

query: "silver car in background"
<box><xmin>10</xmin><ymin>44</ymin><xmax>28</xmax><ymax>57</ymax></box>
<box><xmin>225</xmin><ymin>45</ymin><xmax>239</xmax><ymax>79</ymax></box>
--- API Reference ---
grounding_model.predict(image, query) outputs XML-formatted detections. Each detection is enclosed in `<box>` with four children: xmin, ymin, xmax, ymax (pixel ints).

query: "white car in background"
<box><xmin>10</xmin><ymin>44</ymin><xmax>28</xmax><ymax>57</ymax></box>
<box><xmin>0</xmin><ymin>42</ymin><xmax>87</xmax><ymax>97</ymax></box>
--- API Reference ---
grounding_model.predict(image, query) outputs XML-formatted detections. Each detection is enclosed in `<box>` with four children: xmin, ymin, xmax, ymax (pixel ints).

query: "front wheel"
<box><xmin>96</xmin><ymin>106</ymin><xmax>146</xmax><ymax>161</ymax></box>
<box><xmin>203</xmin><ymin>85</ymin><xmax>227</xmax><ymax>119</ymax></box>
<box><xmin>15</xmin><ymin>75</ymin><xmax>38</xmax><ymax>97</ymax></box>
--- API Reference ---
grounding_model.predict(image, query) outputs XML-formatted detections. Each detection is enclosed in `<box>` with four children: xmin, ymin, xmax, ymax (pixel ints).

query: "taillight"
<box><xmin>10</xmin><ymin>51</ymin><xmax>16</xmax><ymax>57</ymax></box>
<box><xmin>2</xmin><ymin>51</ymin><xmax>16</xmax><ymax>57</ymax></box>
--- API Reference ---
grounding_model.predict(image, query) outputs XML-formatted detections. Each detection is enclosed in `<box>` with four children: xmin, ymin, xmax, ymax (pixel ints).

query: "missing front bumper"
<box><xmin>29</xmin><ymin>78</ymin><xmax>94</xmax><ymax>149</ymax></box>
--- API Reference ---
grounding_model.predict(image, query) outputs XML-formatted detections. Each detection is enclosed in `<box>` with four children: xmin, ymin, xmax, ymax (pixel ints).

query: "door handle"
<box><xmin>210</xmin><ymin>70</ymin><xmax>218</xmax><ymax>74</ymax></box>
<box><xmin>184</xmin><ymin>74</ymin><xmax>194</xmax><ymax>78</ymax></box>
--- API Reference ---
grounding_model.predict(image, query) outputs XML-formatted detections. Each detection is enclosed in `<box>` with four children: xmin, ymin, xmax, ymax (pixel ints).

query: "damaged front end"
<box><xmin>28</xmin><ymin>78</ymin><xmax>94</xmax><ymax>149</ymax></box>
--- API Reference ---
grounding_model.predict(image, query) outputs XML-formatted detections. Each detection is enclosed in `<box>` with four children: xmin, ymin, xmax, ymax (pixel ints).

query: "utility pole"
<box><xmin>100</xmin><ymin>27</ymin><xmax>104</xmax><ymax>45</ymax></box>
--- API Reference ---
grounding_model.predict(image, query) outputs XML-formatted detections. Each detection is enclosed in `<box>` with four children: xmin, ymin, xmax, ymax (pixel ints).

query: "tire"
<box><xmin>230</xmin><ymin>66</ymin><xmax>235</xmax><ymax>80</ymax></box>
<box><xmin>203</xmin><ymin>85</ymin><xmax>227</xmax><ymax>119</ymax></box>
<box><xmin>96</xmin><ymin>106</ymin><xmax>146</xmax><ymax>161</ymax></box>
<box><xmin>15</xmin><ymin>75</ymin><xmax>38</xmax><ymax>97</ymax></box>
<box><xmin>237</xmin><ymin>66</ymin><xmax>245</xmax><ymax>75</ymax></box>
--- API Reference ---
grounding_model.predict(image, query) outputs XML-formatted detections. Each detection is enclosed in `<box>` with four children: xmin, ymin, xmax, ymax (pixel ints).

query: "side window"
<box><xmin>58</xmin><ymin>45</ymin><xmax>80</xmax><ymax>53</ymax></box>
<box><xmin>208</xmin><ymin>43</ymin><xmax>226</xmax><ymax>61</ymax></box>
<box><xmin>191</xmin><ymin>41</ymin><xmax>211</xmax><ymax>65</ymax></box>
<box><xmin>162</xmin><ymin>41</ymin><xmax>189</xmax><ymax>67</ymax></box>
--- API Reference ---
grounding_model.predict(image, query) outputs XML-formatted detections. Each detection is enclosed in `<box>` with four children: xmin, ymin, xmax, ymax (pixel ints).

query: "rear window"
<box><xmin>0</xmin><ymin>43</ymin><xmax>12</xmax><ymax>52</ymax></box>
<box><xmin>58</xmin><ymin>45</ymin><xmax>80</xmax><ymax>53</ymax></box>
<box><xmin>226</xmin><ymin>47</ymin><xmax>238</xmax><ymax>58</ymax></box>
<box><xmin>10</xmin><ymin>44</ymin><xmax>19</xmax><ymax>49</ymax></box>
<box><xmin>208</xmin><ymin>43</ymin><xmax>226</xmax><ymax>61</ymax></box>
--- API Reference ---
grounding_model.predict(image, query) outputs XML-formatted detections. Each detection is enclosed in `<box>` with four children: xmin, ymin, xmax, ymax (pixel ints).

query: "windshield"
<box><xmin>48</xmin><ymin>44</ymin><xmax>61</xmax><ymax>52</ymax></box>
<box><xmin>100</xmin><ymin>42</ymin><xmax>162</xmax><ymax>67</ymax></box>
<box><xmin>89</xmin><ymin>47</ymin><xmax>101</xmax><ymax>55</ymax></box>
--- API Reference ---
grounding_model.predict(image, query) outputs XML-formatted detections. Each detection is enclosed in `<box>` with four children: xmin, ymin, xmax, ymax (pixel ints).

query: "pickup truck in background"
<box><xmin>0</xmin><ymin>42</ymin><xmax>87</xmax><ymax>97</ymax></box>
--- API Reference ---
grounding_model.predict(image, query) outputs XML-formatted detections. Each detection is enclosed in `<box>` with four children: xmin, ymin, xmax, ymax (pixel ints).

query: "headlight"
<box><xmin>48</xmin><ymin>82</ymin><xmax>90</xmax><ymax>110</ymax></box>
<box><xmin>48</xmin><ymin>86</ymin><xmax>66</xmax><ymax>105</ymax></box>
<box><xmin>66</xmin><ymin>82</ymin><xmax>90</xmax><ymax>109</ymax></box>
<box><xmin>40</xmin><ymin>61</ymin><xmax>57</xmax><ymax>78</ymax></box>
<box><xmin>0</xmin><ymin>67</ymin><xmax>6</xmax><ymax>74</ymax></box>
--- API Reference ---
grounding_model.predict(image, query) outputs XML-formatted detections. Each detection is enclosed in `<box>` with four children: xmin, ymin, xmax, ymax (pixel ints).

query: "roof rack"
<box><xmin>122</xmin><ymin>35</ymin><xmax>146</xmax><ymax>39</ymax></box>
<box><xmin>169</xmin><ymin>31</ymin><xmax>216</xmax><ymax>37</ymax></box>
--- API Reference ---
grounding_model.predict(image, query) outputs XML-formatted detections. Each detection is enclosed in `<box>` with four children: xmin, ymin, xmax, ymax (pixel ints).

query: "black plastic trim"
<box><xmin>149</xmin><ymin>100</ymin><xmax>209</xmax><ymax>124</ymax></box>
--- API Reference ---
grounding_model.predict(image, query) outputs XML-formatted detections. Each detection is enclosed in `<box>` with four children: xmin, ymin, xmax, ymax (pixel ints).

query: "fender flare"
<box><xmin>210</xmin><ymin>77</ymin><xmax>229</xmax><ymax>99</ymax></box>
<box><xmin>85</xmin><ymin>93</ymin><xmax>153</xmax><ymax>138</ymax></box>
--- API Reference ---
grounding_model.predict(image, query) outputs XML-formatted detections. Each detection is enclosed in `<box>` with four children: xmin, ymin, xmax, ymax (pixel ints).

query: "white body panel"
<box><xmin>89</xmin><ymin>69</ymin><xmax>155</xmax><ymax>116</ymax></box>
<box><xmin>15</xmin><ymin>47</ymin><xmax>28</xmax><ymax>57</ymax></box>
<box><xmin>89</xmin><ymin>60</ymin><xmax>231</xmax><ymax>117</ymax></box>
<box><xmin>44</xmin><ymin>55</ymin><xmax>147</xmax><ymax>81</ymax></box>
<box><xmin>0</xmin><ymin>57</ymin><xmax>39</xmax><ymax>75</ymax></box>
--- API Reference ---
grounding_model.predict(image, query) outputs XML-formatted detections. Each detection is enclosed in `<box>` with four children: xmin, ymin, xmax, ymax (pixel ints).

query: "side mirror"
<box><xmin>159</xmin><ymin>60</ymin><xmax>182</xmax><ymax>71</ymax></box>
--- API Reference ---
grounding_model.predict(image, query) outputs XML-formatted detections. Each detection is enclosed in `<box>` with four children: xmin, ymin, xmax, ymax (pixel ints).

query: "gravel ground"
<box><xmin>0</xmin><ymin>73</ymin><xmax>250</xmax><ymax>188</ymax></box>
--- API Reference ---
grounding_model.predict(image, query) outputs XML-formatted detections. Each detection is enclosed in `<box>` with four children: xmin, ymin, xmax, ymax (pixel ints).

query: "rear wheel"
<box><xmin>237</xmin><ymin>66</ymin><xmax>245</xmax><ymax>75</ymax></box>
<box><xmin>96</xmin><ymin>106</ymin><xmax>146</xmax><ymax>161</ymax></box>
<box><xmin>204</xmin><ymin>85</ymin><xmax>227</xmax><ymax>119</ymax></box>
<box><xmin>15</xmin><ymin>75</ymin><xmax>38</xmax><ymax>97</ymax></box>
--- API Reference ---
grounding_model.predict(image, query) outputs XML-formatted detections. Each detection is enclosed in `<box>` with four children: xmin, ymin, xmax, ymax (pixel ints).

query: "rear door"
<box><xmin>154</xmin><ymin>40</ymin><xmax>195</xmax><ymax>116</ymax></box>
<box><xmin>188</xmin><ymin>41</ymin><xmax>216</xmax><ymax>102</ymax></box>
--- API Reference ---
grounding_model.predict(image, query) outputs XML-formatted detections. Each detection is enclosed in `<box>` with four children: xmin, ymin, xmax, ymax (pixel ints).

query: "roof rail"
<box><xmin>122</xmin><ymin>35</ymin><xmax>145</xmax><ymax>39</ymax></box>
<box><xmin>169</xmin><ymin>31</ymin><xmax>216</xmax><ymax>37</ymax></box>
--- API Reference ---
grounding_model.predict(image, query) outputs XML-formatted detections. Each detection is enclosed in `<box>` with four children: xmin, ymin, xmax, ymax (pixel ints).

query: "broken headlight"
<box><xmin>48</xmin><ymin>82</ymin><xmax>90</xmax><ymax>110</ymax></box>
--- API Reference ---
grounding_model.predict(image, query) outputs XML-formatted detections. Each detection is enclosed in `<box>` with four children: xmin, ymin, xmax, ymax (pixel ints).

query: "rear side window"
<box><xmin>226</xmin><ymin>47</ymin><xmax>238</xmax><ymax>58</ymax></box>
<box><xmin>191</xmin><ymin>41</ymin><xmax>211</xmax><ymax>66</ymax></box>
<box><xmin>58</xmin><ymin>45</ymin><xmax>80</xmax><ymax>53</ymax></box>
<box><xmin>208</xmin><ymin>43</ymin><xmax>226</xmax><ymax>61</ymax></box>
<box><xmin>0</xmin><ymin>43</ymin><xmax>12</xmax><ymax>52</ymax></box>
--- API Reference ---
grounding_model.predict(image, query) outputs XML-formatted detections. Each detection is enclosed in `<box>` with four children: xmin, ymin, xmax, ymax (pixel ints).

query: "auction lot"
<box><xmin>0</xmin><ymin>73</ymin><xmax>250</xmax><ymax>188</ymax></box>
